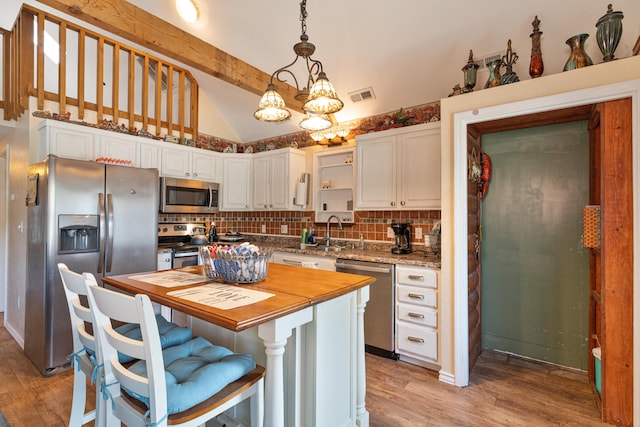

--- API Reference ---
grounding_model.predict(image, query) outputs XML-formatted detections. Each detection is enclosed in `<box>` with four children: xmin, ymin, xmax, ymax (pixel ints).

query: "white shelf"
<box><xmin>313</xmin><ymin>146</ymin><xmax>356</xmax><ymax>224</ymax></box>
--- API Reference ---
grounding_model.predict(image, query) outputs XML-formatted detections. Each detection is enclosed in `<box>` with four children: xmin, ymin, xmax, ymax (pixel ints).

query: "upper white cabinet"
<box><xmin>252</xmin><ymin>148</ymin><xmax>306</xmax><ymax>211</ymax></box>
<box><xmin>37</xmin><ymin>120</ymin><xmax>98</xmax><ymax>162</ymax></box>
<box><xmin>99</xmin><ymin>134</ymin><xmax>140</xmax><ymax>166</ymax></box>
<box><xmin>221</xmin><ymin>154</ymin><xmax>252</xmax><ymax>210</ymax></box>
<box><xmin>356</xmin><ymin>122</ymin><xmax>441</xmax><ymax>210</ymax></box>
<box><xmin>160</xmin><ymin>145</ymin><xmax>220</xmax><ymax>181</ymax></box>
<box><xmin>312</xmin><ymin>146</ymin><xmax>355</xmax><ymax>223</ymax></box>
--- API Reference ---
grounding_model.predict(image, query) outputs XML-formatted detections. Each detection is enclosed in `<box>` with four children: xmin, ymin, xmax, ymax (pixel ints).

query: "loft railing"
<box><xmin>2</xmin><ymin>5</ymin><xmax>198</xmax><ymax>138</ymax></box>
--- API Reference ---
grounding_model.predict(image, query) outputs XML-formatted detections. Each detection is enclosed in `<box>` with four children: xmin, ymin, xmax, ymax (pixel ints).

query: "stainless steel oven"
<box><xmin>172</xmin><ymin>246</ymin><xmax>200</xmax><ymax>268</ymax></box>
<box><xmin>159</xmin><ymin>177</ymin><xmax>219</xmax><ymax>214</ymax></box>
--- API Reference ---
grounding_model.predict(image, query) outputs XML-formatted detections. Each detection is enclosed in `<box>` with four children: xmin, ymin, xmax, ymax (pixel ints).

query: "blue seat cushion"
<box><xmin>116</xmin><ymin>314</ymin><xmax>193</xmax><ymax>363</ymax></box>
<box><xmin>125</xmin><ymin>337</ymin><xmax>257</xmax><ymax>415</ymax></box>
<box><xmin>86</xmin><ymin>315</ymin><xmax>193</xmax><ymax>363</ymax></box>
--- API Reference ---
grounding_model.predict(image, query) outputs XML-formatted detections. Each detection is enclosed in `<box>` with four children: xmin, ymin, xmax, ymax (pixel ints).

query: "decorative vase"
<box><xmin>529</xmin><ymin>16</ymin><xmax>544</xmax><ymax>78</ymax></box>
<box><xmin>461</xmin><ymin>50</ymin><xmax>479</xmax><ymax>93</ymax></box>
<box><xmin>563</xmin><ymin>33</ymin><xmax>593</xmax><ymax>71</ymax></box>
<box><xmin>500</xmin><ymin>39</ymin><xmax>520</xmax><ymax>85</ymax></box>
<box><xmin>595</xmin><ymin>4</ymin><xmax>624</xmax><ymax>62</ymax></box>
<box><xmin>484</xmin><ymin>59</ymin><xmax>502</xmax><ymax>88</ymax></box>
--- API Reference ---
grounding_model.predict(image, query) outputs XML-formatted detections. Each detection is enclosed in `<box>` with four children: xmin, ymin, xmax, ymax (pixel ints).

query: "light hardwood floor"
<box><xmin>0</xmin><ymin>313</ymin><xmax>605</xmax><ymax>426</ymax></box>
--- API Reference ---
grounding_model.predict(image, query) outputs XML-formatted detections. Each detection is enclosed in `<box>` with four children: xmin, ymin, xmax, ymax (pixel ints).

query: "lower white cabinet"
<box><xmin>395</xmin><ymin>264</ymin><xmax>440</xmax><ymax>367</ymax></box>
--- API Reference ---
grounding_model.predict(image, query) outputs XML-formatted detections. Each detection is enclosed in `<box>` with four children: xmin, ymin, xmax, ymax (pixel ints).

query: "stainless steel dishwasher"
<box><xmin>335</xmin><ymin>259</ymin><xmax>397</xmax><ymax>359</ymax></box>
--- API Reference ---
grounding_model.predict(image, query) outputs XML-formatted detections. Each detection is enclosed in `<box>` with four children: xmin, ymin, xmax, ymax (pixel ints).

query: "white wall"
<box><xmin>440</xmin><ymin>56</ymin><xmax>640</xmax><ymax>424</ymax></box>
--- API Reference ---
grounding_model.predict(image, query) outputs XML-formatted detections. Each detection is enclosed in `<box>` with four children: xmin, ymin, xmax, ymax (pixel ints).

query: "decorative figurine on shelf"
<box><xmin>462</xmin><ymin>50</ymin><xmax>480</xmax><ymax>93</ymax></box>
<box><xmin>484</xmin><ymin>59</ymin><xmax>502</xmax><ymax>88</ymax></box>
<box><xmin>448</xmin><ymin>84</ymin><xmax>463</xmax><ymax>97</ymax></box>
<box><xmin>500</xmin><ymin>40</ymin><xmax>520</xmax><ymax>85</ymax></box>
<box><xmin>596</xmin><ymin>4</ymin><xmax>624</xmax><ymax>62</ymax></box>
<box><xmin>529</xmin><ymin>15</ymin><xmax>544</xmax><ymax>78</ymax></box>
<box><xmin>563</xmin><ymin>33</ymin><xmax>593</xmax><ymax>71</ymax></box>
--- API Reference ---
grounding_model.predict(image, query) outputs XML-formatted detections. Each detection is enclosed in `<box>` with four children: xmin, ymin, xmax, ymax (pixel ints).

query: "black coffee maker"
<box><xmin>391</xmin><ymin>222</ymin><xmax>411</xmax><ymax>254</ymax></box>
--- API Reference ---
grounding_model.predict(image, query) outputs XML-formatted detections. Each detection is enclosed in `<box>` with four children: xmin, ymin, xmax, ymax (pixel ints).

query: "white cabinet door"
<box><xmin>139</xmin><ymin>142</ymin><xmax>161</xmax><ymax>170</ymax></box>
<box><xmin>222</xmin><ymin>155</ymin><xmax>252</xmax><ymax>210</ymax></box>
<box><xmin>398</xmin><ymin>128</ymin><xmax>441</xmax><ymax>209</ymax></box>
<box><xmin>252</xmin><ymin>155</ymin><xmax>270</xmax><ymax>210</ymax></box>
<box><xmin>99</xmin><ymin>135</ymin><xmax>139</xmax><ymax>166</ymax></box>
<box><xmin>45</xmin><ymin>125</ymin><xmax>97</xmax><ymax>161</ymax></box>
<box><xmin>268</xmin><ymin>151</ymin><xmax>290</xmax><ymax>209</ymax></box>
<box><xmin>191</xmin><ymin>152</ymin><xmax>217</xmax><ymax>181</ymax></box>
<box><xmin>161</xmin><ymin>146</ymin><xmax>191</xmax><ymax>178</ymax></box>
<box><xmin>356</xmin><ymin>136</ymin><xmax>396</xmax><ymax>209</ymax></box>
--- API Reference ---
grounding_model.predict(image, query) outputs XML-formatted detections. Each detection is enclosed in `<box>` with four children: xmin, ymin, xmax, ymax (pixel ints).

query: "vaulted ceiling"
<box><xmin>6</xmin><ymin>0</ymin><xmax>640</xmax><ymax>143</ymax></box>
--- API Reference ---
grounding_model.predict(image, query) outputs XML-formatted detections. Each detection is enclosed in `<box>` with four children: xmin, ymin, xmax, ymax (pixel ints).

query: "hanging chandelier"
<box><xmin>254</xmin><ymin>0</ymin><xmax>343</xmax><ymax>130</ymax></box>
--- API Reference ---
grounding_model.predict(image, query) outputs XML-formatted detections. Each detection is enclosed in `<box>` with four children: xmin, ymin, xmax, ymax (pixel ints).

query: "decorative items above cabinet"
<box><xmin>356</xmin><ymin>122</ymin><xmax>440</xmax><ymax>210</ymax></box>
<box><xmin>313</xmin><ymin>146</ymin><xmax>356</xmax><ymax>223</ymax></box>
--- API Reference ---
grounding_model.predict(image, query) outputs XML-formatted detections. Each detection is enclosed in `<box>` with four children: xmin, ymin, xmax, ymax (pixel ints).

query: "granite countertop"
<box><xmin>246</xmin><ymin>235</ymin><xmax>442</xmax><ymax>269</ymax></box>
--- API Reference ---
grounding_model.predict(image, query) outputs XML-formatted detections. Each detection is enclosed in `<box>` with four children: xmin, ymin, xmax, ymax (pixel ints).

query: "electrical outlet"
<box><xmin>387</xmin><ymin>227</ymin><xmax>394</xmax><ymax>238</ymax></box>
<box><xmin>415</xmin><ymin>227</ymin><xmax>423</xmax><ymax>240</ymax></box>
<box><xmin>261</xmin><ymin>224</ymin><xmax>266</xmax><ymax>233</ymax></box>
<box><xmin>281</xmin><ymin>224</ymin><xmax>288</xmax><ymax>234</ymax></box>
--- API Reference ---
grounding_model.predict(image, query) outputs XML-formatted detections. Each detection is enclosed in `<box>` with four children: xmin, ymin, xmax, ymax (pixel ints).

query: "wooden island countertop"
<box><xmin>102</xmin><ymin>262</ymin><xmax>375</xmax><ymax>332</ymax></box>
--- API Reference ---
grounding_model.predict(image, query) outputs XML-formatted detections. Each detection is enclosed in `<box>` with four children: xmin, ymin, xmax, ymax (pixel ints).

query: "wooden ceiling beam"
<box><xmin>36</xmin><ymin>0</ymin><xmax>304</xmax><ymax>113</ymax></box>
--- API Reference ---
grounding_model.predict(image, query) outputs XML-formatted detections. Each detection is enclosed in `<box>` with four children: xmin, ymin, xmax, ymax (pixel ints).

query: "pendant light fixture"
<box><xmin>254</xmin><ymin>0</ymin><xmax>343</xmax><ymax>128</ymax></box>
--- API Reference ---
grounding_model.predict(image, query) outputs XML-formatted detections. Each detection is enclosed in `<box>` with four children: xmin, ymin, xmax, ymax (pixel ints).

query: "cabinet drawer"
<box><xmin>396</xmin><ymin>266</ymin><xmax>437</xmax><ymax>289</ymax></box>
<box><xmin>396</xmin><ymin>323</ymin><xmax>438</xmax><ymax>361</ymax></box>
<box><xmin>397</xmin><ymin>285</ymin><xmax>437</xmax><ymax>308</ymax></box>
<box><xmin>397</xmin><ymin>304</ymin><xmax>437</xmax><ymax>328</ymax></box>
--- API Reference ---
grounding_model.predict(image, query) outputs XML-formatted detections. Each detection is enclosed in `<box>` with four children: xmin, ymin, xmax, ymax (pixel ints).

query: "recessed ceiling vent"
<box><xmin>348</xmin><ymin>87</ymin><xmax>376</xmax><ymax>103</ymax></box>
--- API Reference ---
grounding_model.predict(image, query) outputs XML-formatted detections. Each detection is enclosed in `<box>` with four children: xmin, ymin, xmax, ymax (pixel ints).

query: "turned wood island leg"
<box><xmin>356</xmin><ymin>286</ymin><xmax>371</xmax><ymax>427</ymax></box>
<box><xmin>258</xmin><ymin>307</ymin><xmax>313</xmax><ymax>427</ymax></box>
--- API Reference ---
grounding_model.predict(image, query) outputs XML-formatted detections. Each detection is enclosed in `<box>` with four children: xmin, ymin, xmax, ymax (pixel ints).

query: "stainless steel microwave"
<box><xmin>159</xmin><ymin>177</ymin><xmax>219</xmax><ymax>214</ymax></box>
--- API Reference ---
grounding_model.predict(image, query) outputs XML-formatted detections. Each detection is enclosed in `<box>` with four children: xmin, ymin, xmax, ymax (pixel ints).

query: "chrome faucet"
<box><xmin>325</xmin><ymin>215</ymin><xmax>343</xmax><ymax>247</ymax></box>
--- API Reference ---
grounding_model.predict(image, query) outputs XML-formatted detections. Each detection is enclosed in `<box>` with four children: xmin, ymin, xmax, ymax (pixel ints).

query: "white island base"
<box><xmin>189</xmin><ymin>286</ymin><xmax>370</xmax><ymax>427</ymax></box>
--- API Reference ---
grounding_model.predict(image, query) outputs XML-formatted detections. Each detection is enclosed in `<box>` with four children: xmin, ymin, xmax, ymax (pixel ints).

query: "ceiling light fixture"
<box><xmin>254</xmin><ymin>0</ymin><xmax>343</xmax><ymax>127</ymax></box>
<box><xmin>176</xmin><ymin>0</ymin><xmax>199</xmax><ymax>24</ymax></box>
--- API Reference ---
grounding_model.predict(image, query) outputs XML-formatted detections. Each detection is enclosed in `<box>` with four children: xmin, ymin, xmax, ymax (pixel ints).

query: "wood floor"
<box><xmin>0</xmin><ymin>313</ymin><xmax>606</xmax><ymax>426</ymax></box>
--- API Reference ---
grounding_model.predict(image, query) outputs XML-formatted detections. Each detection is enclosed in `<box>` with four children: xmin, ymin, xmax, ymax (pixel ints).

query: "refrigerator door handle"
<box><xmin>98</xmin><ymin>192</ymin><xmax>106</xmax><ymax>273</ymax></box>
<box><xmin>106</xmin><ymin>193</ymin><xmax>115</xmax><ymax>273</ymax></box>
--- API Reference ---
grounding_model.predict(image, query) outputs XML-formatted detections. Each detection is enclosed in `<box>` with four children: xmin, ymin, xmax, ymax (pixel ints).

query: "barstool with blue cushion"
<box><xmin>58</xmin><ymin>263</ymin><xmax>193</xmax><ymax>426</ymax></box>
<box><xmin>87</xmin><ymin>282</ymin><xmax>265</xmax><ymax>427</ymax></box>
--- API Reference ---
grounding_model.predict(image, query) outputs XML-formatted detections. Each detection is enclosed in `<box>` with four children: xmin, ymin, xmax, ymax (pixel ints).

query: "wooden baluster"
<box><xmin>112</xmin><ymin>43</ymin><xmax>120</xmax><ymax>123</ymax></box>
<box><xmin>166</xmin><ymin>65</ymin><xmax>173</xmax><ymax>136</ymax></box>
<box><xmin>155</xmin><ymin>59</ymin><xmax>162</xmax><ymax>136</ymax></box>
<box><xmin>58</xmin><ymin>21</ymin><xmax>67</xmax><ymax>114</ymax></box>
<box><xmin>96</xmin><ymin>38</ymin><xmax>104</xmax><ymax>122</ymax></box>
<box><xmin>77</xmin><ymin>29</ymin><xmax>85</xmax><ymax>120</ymax></box>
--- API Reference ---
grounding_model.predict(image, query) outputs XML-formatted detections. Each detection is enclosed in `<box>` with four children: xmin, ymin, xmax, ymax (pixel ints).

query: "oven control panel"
<box><xmin>158</xmin><ymin>223</ymin><xmax>206</xmax><ymax>238</ymax></box>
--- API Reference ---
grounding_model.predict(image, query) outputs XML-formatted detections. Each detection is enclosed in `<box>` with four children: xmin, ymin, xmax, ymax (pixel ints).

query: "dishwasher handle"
<box><xmin>335</xmin><ymin>262</ymin><xmax>392</xmax><ymax>274</ymax></box>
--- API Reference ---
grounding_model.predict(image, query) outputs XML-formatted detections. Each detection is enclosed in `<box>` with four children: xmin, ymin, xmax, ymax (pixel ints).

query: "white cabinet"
<box><xmin>252</xmin><ymin>148</ymin><xmax>306</xmax><ymax>210</ymax></box>
<box><xmin>356</xmin><ymin>122</ymin><xmax>441</xmax><ymax>210</ymax></box>
<box><xmin>99</xmin><ymin>134</ymin><xmax>140</xmax><ymax>166</ymax></box>
<box><xmin>139</xmin><ymin>142</ymin><xmax>161</xmax><ymax>170</ymax></box>
<box><xmin>313</xmin><ymin>146</ymin><xmax>355</xmax><ymax>223</ymax></box>
<box><xmin>271</xmin><ymin>251</ymin><xmax>336</xmax><ymax>271</ymax></box>
<box><xmin>221</xmin><ymin>154</ymin><xmax>252</xmax><ymax>210</ymax></box>
<box><xmin>395</xmin><ymin>264</ymin><xmax>440</xmax><ymax>367</ymax></box>
<box><xmin>160</xmin><ymin>145</ymin><xmax>220</xmax><ymax>181</ymax></box>
<box><xmin>37</xmin><ymin>120</ymin><xmax>98</xmax><ymax>162</ymax></box>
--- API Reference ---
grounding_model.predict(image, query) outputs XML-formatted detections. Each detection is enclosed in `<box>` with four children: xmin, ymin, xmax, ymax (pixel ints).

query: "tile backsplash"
<box><xmin>160</xmin><ymin>209</ymin><xmax>441</xmax><ymax>244</ymax></box>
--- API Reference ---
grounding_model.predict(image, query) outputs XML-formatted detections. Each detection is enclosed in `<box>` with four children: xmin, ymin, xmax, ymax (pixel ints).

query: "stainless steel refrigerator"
<box><xmin>24</xmin><ymin>155</ymin><xmax>159</xmax><ymax>375</ymax></box>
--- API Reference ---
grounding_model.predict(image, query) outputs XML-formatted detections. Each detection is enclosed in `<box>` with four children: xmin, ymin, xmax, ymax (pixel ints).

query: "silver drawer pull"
<box><xmin>408</xmin><ymin>336</ymin><xmax>425</xmax><ymax>343</ymax></box>
<box><xmin>408</xmin><ymin>312</ymin><xmax>425</xmax><ymax>319</ymax></box>
<box><xmin>408</xmin><ymin>275</ymin><xmax>424</xmax><ymax>281</ymax></box>
<box><xmin>408</xmin><ymin>293</ymin><xmax>425</xmax><ymax>299</ymax></box>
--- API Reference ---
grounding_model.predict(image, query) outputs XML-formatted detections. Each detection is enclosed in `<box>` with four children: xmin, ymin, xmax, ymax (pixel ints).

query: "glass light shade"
<box><xmin>303</xmin><ymin>72</ymin><xmax>344</xmax><ymax>115</ymax></box>
<box><xmin>323</xmin><ymin>129</ymin><xmax>337</xmax><ymax>140</ymax></box>
<box><xmin>254</xmin><ymin>84</ymin><xmax>291</xmax><ymax>122</ymax></box>
<box><xmin>335</xmin><ymin>126</ymin><xmax>350</xmax><ymax>138</ymax></box>
<box><xmin>310</xmin><ymin>132</ymin><xmax>324</xmax><ymax>142</ymax></box>
<box><xmin>176</xmin><ymin>0</ymin><xmax>199</xmax><ymax>23</ymax></box>
<box><xmin>299</xmin><ymin>113</ymin><xmax>332</xmax><ymax>131</ymax></box>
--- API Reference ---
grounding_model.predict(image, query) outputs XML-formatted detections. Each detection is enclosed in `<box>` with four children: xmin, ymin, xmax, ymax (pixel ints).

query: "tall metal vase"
<box><xmin>563</xmin><ymin>33</ymin><xmax>593</xmax><ymax>71</ymax></box>
<box><xmin>596</xmin><ymin>4</ymin><xmax>624</xmax><ymax>62</ymax></box>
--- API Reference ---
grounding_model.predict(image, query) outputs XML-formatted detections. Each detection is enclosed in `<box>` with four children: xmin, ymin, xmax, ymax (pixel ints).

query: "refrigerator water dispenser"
<box><xmin>59</xmin><ymin>215</ymin><xmax>99</xmax><ymax>253</ymax></box>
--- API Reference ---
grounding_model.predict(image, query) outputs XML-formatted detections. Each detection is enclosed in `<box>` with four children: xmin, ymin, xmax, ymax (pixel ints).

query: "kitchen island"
<box><xmin>102</xmin><ymin>263</ymin><xmax>374</xmax><ymax>427</ymax></box>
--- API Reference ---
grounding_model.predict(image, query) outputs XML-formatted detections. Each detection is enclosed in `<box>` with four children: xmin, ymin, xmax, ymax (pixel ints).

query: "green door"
<box><xmin>481</xmin><ymin>121</ymin><xmax>589</xmax><ymax>370</ymax></box>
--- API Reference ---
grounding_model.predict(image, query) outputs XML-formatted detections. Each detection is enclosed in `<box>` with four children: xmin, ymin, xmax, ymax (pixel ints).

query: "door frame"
<box><xmin>450</xmin><ymin>80</ymin><xmax>639</xmax><ymax>416</ymax></box>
